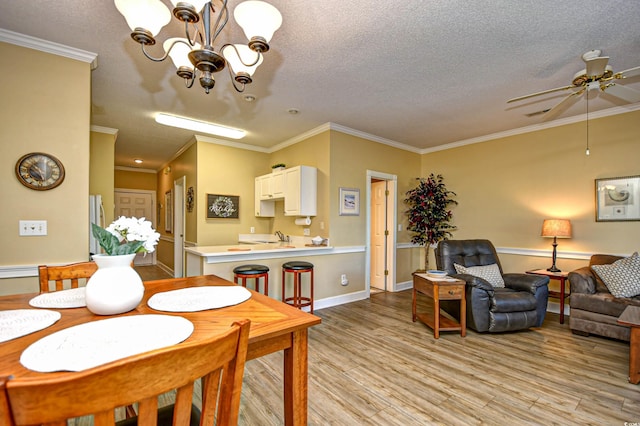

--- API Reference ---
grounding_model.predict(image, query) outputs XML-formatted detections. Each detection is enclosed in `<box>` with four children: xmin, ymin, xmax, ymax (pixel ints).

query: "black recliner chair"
<box><xmin>435</xmin><ymin>239</ymin><xmax>549</xmax><ymax>332</ymax></box>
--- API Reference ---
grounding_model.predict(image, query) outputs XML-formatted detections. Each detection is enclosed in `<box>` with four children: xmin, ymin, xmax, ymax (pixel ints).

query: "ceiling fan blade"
<box><xmin>585</xmin><ymin>56</ymin><xmax>609</xmax><ymax>78</ymax></box>
<box><xmin>507</xmin><ymin>85</ymin><xmax>575</xmax><ymax>103</ymax></box>
<box><xmin>604</xmin><ymin>83</ymin><xmax>640</xmax><ymax>103</ymax></box>
<box><xmin>543</xmin><ymin>90</ymin><xmax>583</xmax><ymax>120</ymax></box>
<box><xmin>616</xmin><ymin>65</ymin><xmax>640</xmax><ymax>79</ymax></box>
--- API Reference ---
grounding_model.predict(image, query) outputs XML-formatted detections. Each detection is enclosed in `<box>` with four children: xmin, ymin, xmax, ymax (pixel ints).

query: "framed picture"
<box><xmin>595</xmin><ymin>175</ymin><xmax>640</xmax><ymax>222</ymax></box>
<box><xmin>339</xmin><ymin>187</ymin><xmax>360</xmax><ymax>216</ymax></box>
<box><xmin>165</xmin><ymin>190</ymin><xmax>173</xmax><ymax>233</ymax></box>
<box><xmin>207</xmin><ymin>194</ymin><xmax>239</xmax><ymax>219</ymax></box>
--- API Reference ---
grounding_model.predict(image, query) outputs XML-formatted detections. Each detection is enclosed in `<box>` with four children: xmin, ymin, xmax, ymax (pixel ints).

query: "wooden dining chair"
<box><xmin>1</xmin><ymin>319</ymin><xmax>251</xmax><ymax>426</ymax></box>
<box><xmin>38</xmin><ymin>261</ymin><xmax>98</xmax><ymax>293</ymax></box>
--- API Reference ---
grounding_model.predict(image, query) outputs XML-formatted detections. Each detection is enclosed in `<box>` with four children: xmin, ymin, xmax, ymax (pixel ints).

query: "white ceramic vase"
<box><xmin>85</xmin><ymin>253</ymin><xmax>144</xmax><ymax>315</ymax></box>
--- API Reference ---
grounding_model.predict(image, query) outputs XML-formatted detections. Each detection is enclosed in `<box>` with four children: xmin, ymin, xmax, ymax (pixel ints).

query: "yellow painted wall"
<box><xmin>196</xmin><ymin>140</ymin><xmax>269</xmax><ymax>245</ymax></box>
<box><xmin>0</xmin><ymin>42</ymin><xmax>92</xmax><ymax>294</ymax></box>
<box><xmin>90</xmin><ymin>131</ymin><xmax>116</xmax><ymax>225</ymax></box>
<box><xmin>421</xmin><ymin>109</ymin><xmax>640</xmax><ymax>274</ymax></box>
<box><xmin>115</xmin><ymin>169</ymin><xmax>157</xmax><ymax>192</ymax></box>
<box><xmin>269</xmin><ymin>131</ymin><xmax>331</xmax><ymax>238</ymax></box>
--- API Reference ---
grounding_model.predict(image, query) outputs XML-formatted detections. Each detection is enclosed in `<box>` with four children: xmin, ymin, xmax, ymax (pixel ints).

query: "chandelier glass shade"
<box><xmin>114</xmin><ymin>0</ymin><xmax>282</xmax><ymax>94</ymax></box>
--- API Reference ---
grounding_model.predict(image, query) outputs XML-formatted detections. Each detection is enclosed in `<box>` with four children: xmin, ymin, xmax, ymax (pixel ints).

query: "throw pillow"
<box><xmin>454</xmin><ymin>263</ymin><xmax>505</xmax><ymax>288</ymax></box>
<box><xmin>591</xmin><ymin>252</ymin><xmax>640</xmax><ymax>298</ymax></box>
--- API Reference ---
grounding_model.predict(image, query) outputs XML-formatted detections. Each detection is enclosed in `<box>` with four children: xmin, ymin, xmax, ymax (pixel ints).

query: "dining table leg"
<box><xmin>283</xmin><ymin>329</ymin><xmax>309</xmax><ymax>425</ymax></box>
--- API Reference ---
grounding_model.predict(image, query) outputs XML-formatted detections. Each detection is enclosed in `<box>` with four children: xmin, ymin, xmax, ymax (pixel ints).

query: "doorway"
<box><xmin>173</xmin><ymin>177</ymin><xmax>186</xmax><ymax>278</ymax></box>
<box><xmin>114</xmin><ymin>189</ymin><xmax>157</xmax><ymax>266</ymax></box>
<box><xmin>366</xmin><ymin>171</ymin><xmax>397</xmax><ymax>294</ymax></box>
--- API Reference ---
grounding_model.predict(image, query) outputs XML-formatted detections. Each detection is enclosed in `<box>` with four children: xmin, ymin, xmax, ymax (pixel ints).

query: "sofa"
<box><xmin>568</xmin><ymin>254</ymin><xmax>640</xmax><ymax>341</ymax></box>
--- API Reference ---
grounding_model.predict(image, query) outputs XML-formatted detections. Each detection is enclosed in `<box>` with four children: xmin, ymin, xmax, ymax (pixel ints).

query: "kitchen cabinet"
<box><xmin>254</xmin><ymin>166</ymin><xmax>317</xmax><ymax>217</ymax></box>
<box><xmin>255</xmin><ymin>177</ymin><xmax>275</xmax><ymax>217</ymax></box>
<box><xmin>284</xmin><ymin>166</ymin><xmax>317</xmax><ymax>216</ymax></box>
<box><xmin>257</xmin><ymin>172</ymin><xmax>285</xmax><ymax>200</ymax></box>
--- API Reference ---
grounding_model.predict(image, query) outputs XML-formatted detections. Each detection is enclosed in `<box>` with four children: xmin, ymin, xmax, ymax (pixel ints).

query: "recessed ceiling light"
<box><xmin>243</xmin><ymin>94</ymin><xmax>256</xmax><ymax>102</ymax></box>
<box><xmin>134</xmin><ymin>159</ymin><xmax>143</xmax><ymax>164</ymax></box>
<box><xmin>155</xmin><ymin>113</ymin><xmax>246</xmax><ymax>139</ymax></box>
<box><xmin>287</xmin><ymin>108</ymin><xmax>300</xmax><ymax>115</ymax></box>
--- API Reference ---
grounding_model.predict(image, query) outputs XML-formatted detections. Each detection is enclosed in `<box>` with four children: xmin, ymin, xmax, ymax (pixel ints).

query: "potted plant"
<box><xmin>271</xmin><ymin>163</ymin><xmax>286</xmax><ymax>172</ymax></box>
<box><xmin>405</xmin><ymin>173</ymin><xmax>457</xmax><ymax>272</ymax></box>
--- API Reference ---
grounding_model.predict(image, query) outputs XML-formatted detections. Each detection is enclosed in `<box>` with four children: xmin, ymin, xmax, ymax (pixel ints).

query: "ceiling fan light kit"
<box><xmin>507</xmin><ymin>50</ymin><xmax>640</xmax><ymax>120</ymax></box>
<box><xmin>114</xmin><ymin>0</ymin><xmax>282</xmax><ymax>94</ymax></box>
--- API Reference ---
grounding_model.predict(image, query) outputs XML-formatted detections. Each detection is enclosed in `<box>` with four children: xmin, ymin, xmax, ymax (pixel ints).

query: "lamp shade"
<box><xmin>163</xmin><ymin>38</ymin><xmax>199</xmax><ymax>69</ymax></box>
<box><xmin>222</xmin><ymin>44</ymin><xmax>263</xmax><ymax>76</ymax></box>
<box><xmin>541</xmin><ymin>219</ymin><xmax>572</xmax><ymax>238</ymax></box>
<box><xmin>234</xmin><ymin>1</ymin><xmax>282</xmax><ymax>43</ymax></box>
<box><xmin>114</xmin><ymin>0</ymin><xmax>171</xmax><ymax>36</ymax></box>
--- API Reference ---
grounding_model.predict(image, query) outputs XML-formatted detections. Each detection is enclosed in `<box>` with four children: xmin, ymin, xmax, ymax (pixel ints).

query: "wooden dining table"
<box><xmin>0</xmin><ymin>274</ymin><xmax>321</xmax><ymax>425</ymax></box>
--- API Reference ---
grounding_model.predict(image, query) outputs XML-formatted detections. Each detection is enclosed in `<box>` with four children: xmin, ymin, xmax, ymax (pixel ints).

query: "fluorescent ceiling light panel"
<box><xmin>155</xmin><ymin>113</ymin><xmax>246</xmax><ymax>139</ymax></box>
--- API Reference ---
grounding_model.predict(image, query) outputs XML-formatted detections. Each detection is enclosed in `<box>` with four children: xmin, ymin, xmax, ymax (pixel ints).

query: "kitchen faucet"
<box><xmin>275</xmin><ymin>231</ymin><xmax>289</xmax><ymax>242</ymax></box>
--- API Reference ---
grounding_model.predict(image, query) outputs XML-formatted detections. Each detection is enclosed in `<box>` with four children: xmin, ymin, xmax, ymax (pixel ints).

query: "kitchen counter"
<box><xmin>185</xmin><ymin>242</ymin><xmax>332</xmax><ymax>259</ymax></box>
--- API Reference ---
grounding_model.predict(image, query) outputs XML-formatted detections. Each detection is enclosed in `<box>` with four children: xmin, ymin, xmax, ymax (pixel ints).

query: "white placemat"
<box><xmin>29</xmin><ymin>287</ymin><xmax>87</xmax><ymax>308</ymax></box>
<box><xmin>0</xmin><ymin>309</ymin><xmax>61</xmax><ymax>343</ymax></box>
<box><xmin>148</xmin><ymin>286</ymin><xmax>252</xmax><ymax>312</ymax></box>
<box><xmin>415</xmin><ymin>273</ymin><xmax>460</xmax><ymax>282</ymax></box>
<box><xmin>20</xmin><ymin>314</ymin><xmax>194</xmax><ymax>372</ymax></box>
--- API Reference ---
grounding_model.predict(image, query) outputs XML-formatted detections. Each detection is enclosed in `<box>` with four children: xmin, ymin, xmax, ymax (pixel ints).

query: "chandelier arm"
<box><xmin>221</xmin><ymin>43</ymin><xmax>261</xmax><ymax>67</ymax></box>
<box><xmin>183</xmin><ymin>20</ymin><xmax>203</xmax><ymax>47</ymax></box>
<box><xmin>210</xmin><ymin>0</ymin><xmax>230</xmax><ymax>46</ymax></box>
<box><xmin>228</xmin><ymin>68</ymin><xmax>246</xmax><ymax>93</ymax></box>
<box><xmin>140</xmin><ymin>43</ymin><xmax>172</xmax><ymax>62</ymax></box>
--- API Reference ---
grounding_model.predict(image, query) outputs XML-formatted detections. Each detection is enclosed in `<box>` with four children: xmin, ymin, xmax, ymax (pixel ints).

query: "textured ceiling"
<box><xmin>1</xmin><ymin>0</ymin><xmax>639</xmax><ymax>170</ymax></box>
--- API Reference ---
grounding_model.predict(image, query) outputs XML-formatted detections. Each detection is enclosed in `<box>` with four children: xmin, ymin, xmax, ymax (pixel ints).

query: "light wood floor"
<box><xmin>122</xmin><ymin>267</ymin><xmax>640</xmax><ymax>424</ymax></box>
<box><xmin>241</xmin><ymin>290</ymin><xmax>640</xmax><ymax>425</ymax></box>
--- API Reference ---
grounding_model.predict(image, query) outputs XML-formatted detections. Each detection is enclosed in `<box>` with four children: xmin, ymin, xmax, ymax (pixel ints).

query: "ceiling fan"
<box><xmin>508</xmin><ymin>50</ymin><xmax>640</xmax><ymax>119</ymax></box>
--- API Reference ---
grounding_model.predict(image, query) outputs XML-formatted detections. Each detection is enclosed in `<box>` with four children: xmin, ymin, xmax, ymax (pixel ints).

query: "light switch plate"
<box><xmin>19</xmin><ymin>220</ymin><xmax>47</xmax><ymax>236</ymax></box>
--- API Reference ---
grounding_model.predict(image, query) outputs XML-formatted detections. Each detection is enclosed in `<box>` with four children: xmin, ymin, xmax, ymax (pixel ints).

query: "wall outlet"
<box><xmin>250</xmin><ymin>227</ymin><xmax>255</xmax><ymax>234</ymax></box>
<box><xmin>341</xmin><ymin>274</ymin><xmax>349</xmax><ymax>286</ymax></box>
<box><xmin>19</xmin><ymin>220</ymin><xmax>47</xmax><ymax>236</ymax></box>
<box><xmin>398</xmin><ymin>224</ymin><xmax>402</xmax><ymax>231</ymax></box>
<box><xmin>320</xmin><ymin>221</ymin><xmax>325</xmax><ymax>230</ymax></box>
<box><xmin>303</xmin><ymin>228</ymin><xmax>310</xmax><ymax>236</ymax></box>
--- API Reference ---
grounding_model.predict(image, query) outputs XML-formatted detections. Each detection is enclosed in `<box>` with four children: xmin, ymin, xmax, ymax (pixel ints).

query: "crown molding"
<box><xmin>422</xmin><ymin>103</ymin><xmax>640</xmax><ymax>154</ymax></box>
<box><xmin>90</xmin><ymin>125</ymin><xmax>119</xmax><ymax>137</ymax></box>
<box><xmin>114</xmin><ymin>166</ymin><xmax>157</xmax><ymax>174</ymax></box>
<box><xmin>0</xmin><ymin>28</ymin><xmax>98</xmax><ymax>69</ymax></box>
<box><xmin>195</xmin><ymin>134</ymin><xmax>270</xmax><ymax>153</ymax></box>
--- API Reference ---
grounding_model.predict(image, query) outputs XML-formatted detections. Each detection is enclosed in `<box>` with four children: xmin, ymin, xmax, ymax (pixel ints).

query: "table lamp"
<box><xmin>541</xmin><ymin>219</ymin><xmax>572</xmax><ymax>272</ymax></box>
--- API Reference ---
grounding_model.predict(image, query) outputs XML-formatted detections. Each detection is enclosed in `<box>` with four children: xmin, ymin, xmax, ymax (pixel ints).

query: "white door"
<box><xmin>370</xmin><ymin>180</ymin><xmax>387</xmax><ymax>290</ymax></box>
<box><xmin>114</xmin><ymin>189</ymin><xmax>156</xmax><ymax>266</ymax></box>
<box><xmin>174</xmin><ymin>177</ymin><xmax>185</xmax><ymax>278</ymax></box>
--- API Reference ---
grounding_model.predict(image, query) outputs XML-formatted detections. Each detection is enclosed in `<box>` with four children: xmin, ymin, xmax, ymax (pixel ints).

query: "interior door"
<box><xmin>114</xmin><ymin>190</ymin><xmax>156</xmax><ymax>266</ymax></box>
<box><xmin>370</xmin><ymin>180</ymin><xmax>387</xmax><ymax>290</ymax></box>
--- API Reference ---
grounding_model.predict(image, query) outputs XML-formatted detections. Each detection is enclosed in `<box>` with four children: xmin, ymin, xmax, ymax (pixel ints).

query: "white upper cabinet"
<box><xmin>254</xmin><ymin>166</ymin><xmax>317</xmax><ymax>217</ymax></box>
<box><xmin>284</xmin><ymin>166</ymin><xmax>317</xmax><ymax>216</ymax></box>
<box><xmin>255</xmin><ymin>176</ymin><xmax>275</xmax><ymax>216</ymax></box>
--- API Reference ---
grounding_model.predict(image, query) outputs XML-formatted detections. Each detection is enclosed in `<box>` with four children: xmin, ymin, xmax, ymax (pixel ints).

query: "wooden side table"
<box><xmin>526</xmin><ymin>269</ymin><xmax>570</xmax><ymax>324</ymax></box>
<box><xmin>412</xmin><ymin>273</ymin><xmax>466</xmax><ymax>338</ymax></box>
<box><xmin>617</xmin><ymin>305</ymin><xmax>640</xmax><ymax>385</ymax></box>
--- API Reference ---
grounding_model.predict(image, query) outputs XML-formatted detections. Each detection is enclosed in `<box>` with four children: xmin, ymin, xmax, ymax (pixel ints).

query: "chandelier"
<box><xmin>114</xmin><ymin>0</ymin><xmax>282</xmax><ymax>94</ymax></box>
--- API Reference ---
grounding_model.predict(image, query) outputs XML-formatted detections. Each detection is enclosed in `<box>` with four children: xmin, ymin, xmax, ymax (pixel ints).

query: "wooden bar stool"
<box><xmin>281</xmin><ymin>261</ymin><xmax>314</xmax><ymax>313</ymax></box>
<box><xmin>233</xmin><ymin>264</ymin><xmax>269</xmax><ymax>295</ymax></box>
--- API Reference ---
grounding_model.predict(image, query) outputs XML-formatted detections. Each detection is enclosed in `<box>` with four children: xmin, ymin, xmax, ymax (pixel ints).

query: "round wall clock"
<box><xmin>15</xmin><ymin>152</ymin><xmax>66</xmax><ymax>191</ymax></box>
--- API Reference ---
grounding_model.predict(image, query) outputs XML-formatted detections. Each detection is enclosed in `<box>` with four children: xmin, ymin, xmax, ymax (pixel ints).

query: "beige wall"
<box><xmin>421</xmin><ymin>109</ymin><xmax>640</xmax><ymax>274</ymax></box>
<box><xmin>90</xmin><ymin>130</ymin><xmax>116</xmax><ymax>225</ymax></box>
<box><xmin>115</xmin><ymin>169</ymin><xmax>157</xmax><ymax>192</ymax></box>
<box><xmin>0</xmin><ymin>42</ymin><xmax>92</xmax><ymax>294</ymax></box>
<box><xmin>269</xmin><ymin>131</ymin><xmax>331</xmax><ymax>238</ymax></box>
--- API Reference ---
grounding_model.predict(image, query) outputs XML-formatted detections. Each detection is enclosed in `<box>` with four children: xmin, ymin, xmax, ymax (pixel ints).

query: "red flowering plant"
<box><xmin>404</xmin><ymin>174</ymin><xmax>457</xmax><ymax>271</ymax></box>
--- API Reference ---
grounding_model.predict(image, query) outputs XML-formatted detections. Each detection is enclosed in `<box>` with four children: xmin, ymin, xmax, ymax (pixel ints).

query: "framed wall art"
<box><xmin>207</xmin><ymin>194</ymin><xmax>239</xmax><ymax>219</ymax></box>
<box><xmin>595</xmin><ymin>175</ymin><xmax>640</xmax><ymax>222</ymax></box>
<box><xmin>339</xmin><ymin>187</ymin><xmax>360</xmax><ymax>216</ymax></box>
<box><xmin>165</xmin><ymin>190</ymin><xmax>173</xmax><ymax>233</ymax></box>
